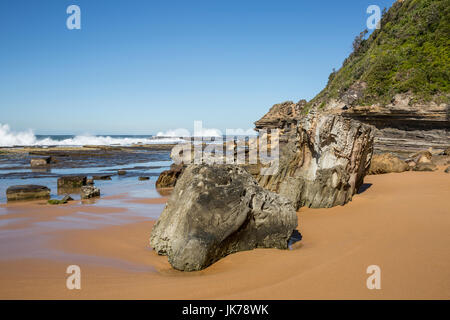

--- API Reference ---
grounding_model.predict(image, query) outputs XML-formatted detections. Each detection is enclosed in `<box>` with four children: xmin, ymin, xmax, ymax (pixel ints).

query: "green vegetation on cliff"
<box><xmin>310</xmin><ymin>0</ymin><xmax>450</xmax><ymax>108</ymax></box>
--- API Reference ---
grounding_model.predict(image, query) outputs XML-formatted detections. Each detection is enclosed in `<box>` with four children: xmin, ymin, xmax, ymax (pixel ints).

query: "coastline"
<box><xmin>0</xmin><ymin>168</ymin><xmax>449</xmax><ymax>299</ymax></box>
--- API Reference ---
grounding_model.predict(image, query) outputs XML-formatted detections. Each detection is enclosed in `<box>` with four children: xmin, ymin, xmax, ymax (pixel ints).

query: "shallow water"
<box><xmin>0</xmin><ymin>150</ymin><xmax>172</xmax><ymax>203</ymax></box>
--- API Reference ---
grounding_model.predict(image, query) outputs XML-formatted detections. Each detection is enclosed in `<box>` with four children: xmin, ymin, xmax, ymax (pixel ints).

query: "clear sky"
<box><xmin>0</xmin><ymin>0</ymin><xmax>395</xmax><ymax>135</ymax></box>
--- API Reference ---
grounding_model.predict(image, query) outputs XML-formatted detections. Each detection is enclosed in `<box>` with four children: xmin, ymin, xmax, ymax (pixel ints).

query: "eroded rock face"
<box><xmin>368</xmin><ymin>153</ymin><xmax>409</xmax><ymax>175</ymax></box>
<box><xmin>6</xmin><ymin>185</ymin><xmax>51</xmax><ymax>202</ymax></box>
<box><xmin>254</xmin><ymin>100</ymin><xmax>307</xmax><ymax>132</ymax></box>
<box><xmin>256</xmin><ymin>113</ymin><xmax>374</xmax><ymax>209</ymax></box>
<box><xmin>150</xmin><ymin>164</ymin><xmax>298</xmax><ymax>271</ymax></box>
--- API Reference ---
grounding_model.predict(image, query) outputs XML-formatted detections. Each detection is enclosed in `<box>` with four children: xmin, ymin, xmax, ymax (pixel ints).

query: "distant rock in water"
<box><xmin>6</xmin><ymin>185</ymin><xmax>51</xmax><ymax>202</ymax></box>
<box><xmin>57</xmin><ymin>176</ymin><xmax>87</xmax><ymax>188</ymax></box>
<box><xmin>93</xmin><ymin>175</ymin><xmax>112</xmax><ymax>181</ymax></box>
<box><xmin>256</xmin><ymin>113</ymin><xmax>374</xmax><ymax>209</ymax></box>
<box><xmin>155</xmin><ymin>164</ymin><xmax>185</xmax><ymax>188</ymax></box>
<box><xmin>150</xmin><ymin>164</ymin><xmax>298</xmax><ymax>271</ymax></box>
<box><xmin>30</xmin><ymin>157</ymin><xmax>52</xmax><ymax>167</ymax></box>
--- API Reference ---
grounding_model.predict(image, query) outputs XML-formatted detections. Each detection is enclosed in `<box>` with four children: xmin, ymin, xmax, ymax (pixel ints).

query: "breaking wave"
<box><xmin>0</xmin><ymin>124</ymin><xmax>184</xmax><ymax>147</ymax></box>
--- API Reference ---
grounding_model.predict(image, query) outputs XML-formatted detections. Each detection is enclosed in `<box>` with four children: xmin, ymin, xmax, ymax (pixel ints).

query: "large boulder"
<box><xmin>368</xmin><ymin>153</ymin><xmax>409</xmax><ymax>175</ymax></box>
<box><xmin>6</xmin><ymin>185</ymin><xmax>51</xmax><ymax>202</ymax></box>
<box><xmin>256</xmin><ymin>113</ymin><xmax>374</xmax><ymax>209</ymax></box>
<box><xmin>150</xmin><ymin>164</ymin><xmax>298</xmax><ymax>271</ymax></box>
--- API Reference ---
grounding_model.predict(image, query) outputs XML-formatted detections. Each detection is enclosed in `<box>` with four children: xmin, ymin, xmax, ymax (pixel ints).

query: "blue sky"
<box><xmin>0</xmin><ymin>0</ymin><xmax>395</xmax><ymax>135</ymax></box>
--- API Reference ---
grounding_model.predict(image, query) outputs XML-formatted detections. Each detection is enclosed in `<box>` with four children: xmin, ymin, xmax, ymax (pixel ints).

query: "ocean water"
<box><xmin>0</xmin><ymin>123</ymin><xmax>187</xmax><ymax>147</ymax></box>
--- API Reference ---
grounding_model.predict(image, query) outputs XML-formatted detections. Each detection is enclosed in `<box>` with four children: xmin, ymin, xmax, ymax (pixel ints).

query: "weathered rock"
<box><xmin>256</xmin><ymin>113</ymin><xmax>374</xmax><ymax>209</ymax></box>
<box><xmin>150</xmin><ymin>164</ymin><xmax>298</xmax><ymax>271</ymax></box>
<box><xmin>6</xmin><ymin>185</ymin><xmax>51</xmax><ymax>202</ymax></box>
<box><xmin>57</xmin><ymin>176</ymin><xmax>87</xmax><ymax>188</ymax></box>
<box><xmin>155</xmin><ymin>164</ymin><xmax>185</xmax><ymax>188</ymax></box>
<box><xmin>81</xmin><ymin>186</ymin><xmax>100</xmax><ymax>199</ymax></box>
<box><xmin>86</xmin><ymin>178</ymin><xmax>94</xmax><ymax>185</ymax></box>
<box><xmin>368</xmin><ymin>153</ymin><xmax>409</xmax><ymax>175</ymax></box>
<box><xmin>445</xmin><ymin>166</ymin><xmax>450</xmax><ymax>173</ymax></box>
<box><xmin>413</xmin><ymin>163</ymin><xmax>438</xmax><ymax>172</ymax></box>
<box><xmin>139</xmin><ymin>176</ymin><xmax>150</xmax><ymax>181</ymax></box>
<box><xmin>254</xmin><ymin>100</ymin><xmax>307</xmax><ymax>132</ymax></box>
<box><xmin>444</xmin><ymin>148</ymin><xmax>450</xmax><ymax>156</ymax></box>
<box><xmin>30</xmin><ymin>157</ymin><xmax>52</xmax><ymax>167</ymax></box>
<box><xmin>117</xmin><ymin>170</ymin><xmax>127</xmax><ymax>175</ymax></box>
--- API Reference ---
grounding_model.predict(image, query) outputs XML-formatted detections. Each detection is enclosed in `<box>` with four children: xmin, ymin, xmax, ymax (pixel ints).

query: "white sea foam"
<box><xmin>0</xmin><ymin>124</ymin><xmax>184</xmax><ymax>147</ymax></box>
<box><xmin>156</xmin><ymin>127</ymin><xmax>222</xmax><ymax>138</ymax></box>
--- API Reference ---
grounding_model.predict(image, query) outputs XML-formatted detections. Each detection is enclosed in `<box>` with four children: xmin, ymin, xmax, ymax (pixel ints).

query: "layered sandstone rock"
<box><xmin>321</xmin><ymin>92</ymin><xmax>450</xmax><ymax>156</ymax></box>
<box><xmin>256</xmin><ymin>113</ymin><xmax>374</xmax><ymax>209</ymax></box>
<box><xmin>254</xmin><ymin>100</ymin><xmax>307</xmax><ymax>132</ymax></box>
<box><xmin>150</xmin><ymin>164</ymin><xmax>298</xmax><ymax>271</ymax></box>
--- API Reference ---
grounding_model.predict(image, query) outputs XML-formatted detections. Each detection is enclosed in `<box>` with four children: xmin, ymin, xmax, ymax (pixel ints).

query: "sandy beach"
<box><xmin>0</xmin><ymin>168</ymin><xmax>448</xmax><ymax>300</ymax></box>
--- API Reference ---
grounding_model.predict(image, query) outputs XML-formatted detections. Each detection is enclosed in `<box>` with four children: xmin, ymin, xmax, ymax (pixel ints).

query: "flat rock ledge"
<box><xmin>6</xmin><ymin>185</ymin><xmax>51</xmax><ymax>202</ymax></box>
<box><xmin>150</xmin><ymin>164</ymin><xmax>298</xmax><ymax>271</ymax></box>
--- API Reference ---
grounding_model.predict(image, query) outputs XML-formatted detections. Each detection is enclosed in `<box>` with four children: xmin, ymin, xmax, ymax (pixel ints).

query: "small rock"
<box><xmin>6</xmin><ymin>185</ymin><xmax>51</xmax><ymax>202</ymax></box>
<box><xmin>443</xmin><ymin>147</ymin><xmax>450</xmax><ymax>156</ymax></box>
<box><xmin>444</xmin><ymin>166</ymin><xmax>450</xmax><ymax>173</ymax></box>
<box><xmin>86</xmin><ymin>178</ymin><xmax>94</xmax><ymax>185</ymax></box>
<box><xmin>156</xmin><ymin>164</ymin><xmax>184</xmax><ymax>188</ymax></box>
<box><xmin>93</xmin><ymin>175</ymin><xmax>112</xmax><ymax>180</ymax></box>
<box><xmin>62</xmin><ymin>195</ymin><xmax>74</xmax><ymax>202</ymax></box>
<box><xmin>57</xmin><ymin>176</ymin><xmax>87</xmax><ymax>188</ymax></box>
<box><xmin>413</xmin><ymin>163</ymin><xmax>437</xmax><ymax>172</ymax></box>
<box><xmin>139</xmin><ymin>176</ymin><xmax>150</xmax><ymax>181</ymax></box>
<box><xmin>81</xmin><ymin>186</ymin><xmax>100</xmax><ymax>199</ymax></box>
<box><xmin>117</xmin><ymin>170</ymin><xmax>127</xmax><ymax>176</ymax></box>
<box><xmin>30</xmin><ymin>157</ymin><xmax>52</xmax><ymax>167</ymax></box>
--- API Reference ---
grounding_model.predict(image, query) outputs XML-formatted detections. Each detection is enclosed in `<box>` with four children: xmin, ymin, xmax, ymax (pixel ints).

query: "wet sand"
<box><xmin>0</xmin><ymin>170</ymin><xmax>449</xmax><ymax>299</ymax></box>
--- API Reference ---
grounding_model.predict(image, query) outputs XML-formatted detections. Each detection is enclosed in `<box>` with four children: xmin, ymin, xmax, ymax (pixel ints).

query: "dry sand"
<box><xmin>0</xmin><ymin>170</ymin><xmax>449</xmax><ymax>299</ymax></box>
